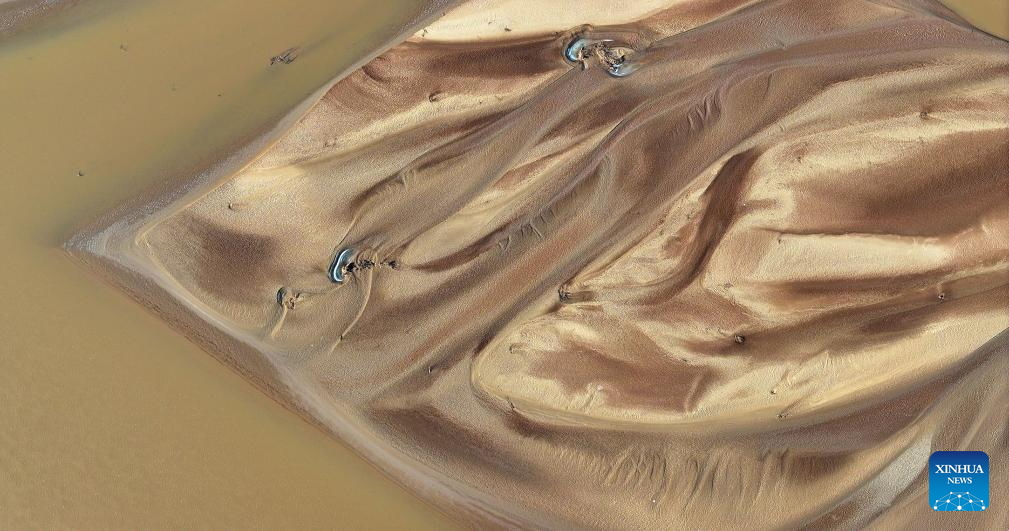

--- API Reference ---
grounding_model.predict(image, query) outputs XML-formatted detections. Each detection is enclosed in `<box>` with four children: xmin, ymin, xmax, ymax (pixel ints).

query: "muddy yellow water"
<box><xmin>0</xmin><ymin>0</ymin><xmax>456</xmax><ymax>528</ymax></box>
<box><xmin>943</xmin><ymin>0</ymin><xmax>1009</xmax><ymax>38</ymax></box>
<box><xmin>0</xmin><ymin>0</ymin><xmax>1004</xmax><ymax>528</ymax></box>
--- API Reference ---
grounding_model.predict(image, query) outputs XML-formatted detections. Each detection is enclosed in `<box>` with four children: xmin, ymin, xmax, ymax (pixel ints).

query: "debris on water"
<box><xmin>564</xmin><ymin>37</ymin><xmax>595</xmax><ymax>63</ymax></box>
<box><xmin>328</xmin><ymin>247</ymin><xmax>354</xmax><ymax>283</ymax></box>
<box><xmin>337</xmin><ymin>255</ymin><xmax>377</xmax><ymax>276</ymax></box>
<box><xmin>607</xmin><ymin>59</ymin><xmax>638</xmax><ymax>78</ymax></box>
<box><xmin>598</xmin><ymin>45</ymin><xmax>637</xmax><ymax>77</ymax></box>
<box><xmin>276</xmin><ymin>287</ymin><xmax>303</xmax><ymax>309</ymax></box>
<box><xmin>564</xmin><ymin>36</ymin><xmax>638</xmax><ymax>77</ymax></box>
<box><xmin>270</xmin><ymin>47</ymin><xmax>300</xmax><ymax>65</ymax></box>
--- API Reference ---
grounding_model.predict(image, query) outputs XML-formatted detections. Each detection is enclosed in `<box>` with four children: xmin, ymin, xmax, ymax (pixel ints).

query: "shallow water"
<box><xmin>942</xmin><ymin>0</ymin><xmax>1009</xmax><ymax>39</ymax></box>
<box><xmin>0</xmin><ymin>0</ymin><xmax>456</xmax><ymax>528</ymax></box>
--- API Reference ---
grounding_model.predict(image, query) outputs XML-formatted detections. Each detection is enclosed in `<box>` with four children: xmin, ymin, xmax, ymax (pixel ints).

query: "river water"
<box><xmin>0</xmin><ymin>0</ymin><xmax>455</xmax><ymax>527</ymax></box>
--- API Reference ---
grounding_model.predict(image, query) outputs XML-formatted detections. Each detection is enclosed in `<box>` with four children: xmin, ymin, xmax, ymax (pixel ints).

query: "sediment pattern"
<box><xmin>72</xmin><ymin>0</ymin><xmax>1009</xmax><ymax>528</ymax></box>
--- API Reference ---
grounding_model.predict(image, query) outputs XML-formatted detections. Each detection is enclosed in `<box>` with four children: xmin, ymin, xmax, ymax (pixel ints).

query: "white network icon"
<box><xmin>934</xmin><ymin>492</ymin><xmax>986</xmax><ymax>511</ymax></box>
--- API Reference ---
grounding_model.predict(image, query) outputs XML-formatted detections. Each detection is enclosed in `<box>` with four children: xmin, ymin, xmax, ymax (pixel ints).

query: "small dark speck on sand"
<box><xmin>77</xmin><ymin>170</ymin><xmax>85</xmax><ymax>177</ymax></box>
<box><xmin>504</xmin><ymin>27</ymin><xmax>512</xmax><ymax>32</ymax></box>
<box><xmin>119</xmin><ymin>43</ymin><xmax>128</xmax><ymax>52</ymax></box>
<box><xmin>734</xmin><ymin>334</ymin><xmax>746</xmax><ymax>344</ymax></box>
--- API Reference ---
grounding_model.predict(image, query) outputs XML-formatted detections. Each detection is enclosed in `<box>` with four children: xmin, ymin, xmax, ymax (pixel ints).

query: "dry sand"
<box><xmin>55</xmin><ymin>0</ymin><xmax>1009</xmax><ymax>528</ymax></box>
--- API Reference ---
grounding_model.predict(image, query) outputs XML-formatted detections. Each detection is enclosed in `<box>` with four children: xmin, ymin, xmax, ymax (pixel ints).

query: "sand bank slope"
<box><xmin>70</xmin><ymin>0</ymin><xmax>1008</xmax><ymax>528</ymax></box>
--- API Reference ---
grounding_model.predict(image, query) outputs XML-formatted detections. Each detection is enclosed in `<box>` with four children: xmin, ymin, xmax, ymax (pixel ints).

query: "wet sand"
<box><xmin>5</xmin><ymin>0</ymin><xmax>1008</xmax><ymax>529</ymax></box>
<box><xmin>0</xmin><ymin>0</ymin><xmax>457</xmax><ymax>528</ymax></box>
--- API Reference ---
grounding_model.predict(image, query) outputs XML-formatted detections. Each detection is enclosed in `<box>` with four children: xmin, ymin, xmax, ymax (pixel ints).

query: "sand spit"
<box><xmin>66</xmin><ymin>0</ymin><xmax>1007</xmax><ymax>528</ymax></box>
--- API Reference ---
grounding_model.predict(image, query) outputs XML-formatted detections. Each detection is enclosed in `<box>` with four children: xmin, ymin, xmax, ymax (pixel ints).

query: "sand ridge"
<box><xmin>68</xmin><ymin>0</ymin><xmax>1008</xmax><ymax>528</ymax></box>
